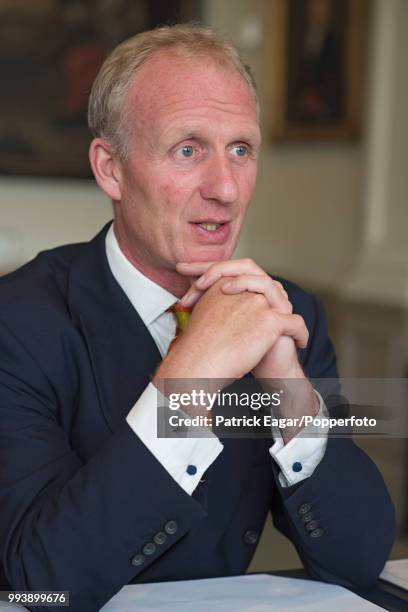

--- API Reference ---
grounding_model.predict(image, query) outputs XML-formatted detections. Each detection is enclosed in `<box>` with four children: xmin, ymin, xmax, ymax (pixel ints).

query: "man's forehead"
<box><xmin>126</xmin><ymin>49</ymin><xmax>258</xmax><ymax>120</ymax></box>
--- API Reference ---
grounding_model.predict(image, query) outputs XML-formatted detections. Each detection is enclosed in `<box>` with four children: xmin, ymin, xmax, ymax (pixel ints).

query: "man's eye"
<box><xmin>231</xmin><ymin>145</ymin><xmax>248</xmax><ymax>157</ymax></box>
<box><xmin>176</xmin><ymin>145</ymin><xmax>194</xmax><ymax>158</ymax></box>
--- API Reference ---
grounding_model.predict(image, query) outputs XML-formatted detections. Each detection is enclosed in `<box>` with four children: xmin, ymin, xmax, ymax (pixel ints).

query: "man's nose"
<box><xmin>200</xmin><ymin>155</ymin><xmax>239</xmax><ymax>204</ymax></box>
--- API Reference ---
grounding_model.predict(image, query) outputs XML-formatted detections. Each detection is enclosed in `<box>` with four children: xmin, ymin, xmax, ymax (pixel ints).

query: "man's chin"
<box><xmin>180</xmin><ymin>242</ymin><xmax>235</xmax><ymax>264</ymax></box>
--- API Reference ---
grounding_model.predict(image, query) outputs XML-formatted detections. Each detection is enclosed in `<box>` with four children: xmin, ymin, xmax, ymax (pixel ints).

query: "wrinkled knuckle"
<box><xmin>274</xmin><ymin>282</ymin><xmax>286</xmax><ymax>297</ymax></box>
<box><xmin>284</xmin><ymin>302</ymin><xmax>293</xmax><ymax>314</ymax></box>
<box><xmin>280</xmin><ymin>288</ymin><xmax>289</xmax><ymax>301</ymax></box>
<box><xmin>224</xmin><ymin>274</ymin><xmax>236</xmax><ymax>285</ymax></box>
<box><xmin>207</xmin><ymin>263</ymin><xmax>220</xmax><ymax>278</ymax></box>
<box><xmin>213</xmin><ymin>276</ymin><xmax>232</xmax><ymax>287</ymax></box>
<box><xmin>207</xmin><ymin>261</ymin><xmax>220</xmax><ymax>274</ymax></box>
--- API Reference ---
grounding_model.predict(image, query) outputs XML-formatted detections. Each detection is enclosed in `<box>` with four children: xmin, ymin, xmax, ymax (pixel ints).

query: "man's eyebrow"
<box><xmin>162</xmin><ymin>126</ymin><xmax>202</xmax><ymax>143</ymax></box>
<box><xmin>163</xmin><ymin>126</ymin><xmax>261</xmax><ymax>147</ymax></box>
<box><xmin>234</xmin><ymin>132</ymin><xmax>261</xmax><ymax>146</ymax></box>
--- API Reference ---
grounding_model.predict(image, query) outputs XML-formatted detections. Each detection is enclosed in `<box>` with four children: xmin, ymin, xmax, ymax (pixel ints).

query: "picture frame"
<box><xmin>0</xmin><ymin>0</ymin><xmax>201</xmax><ymax>178</ymax></box>
<box><xmin>264</xmin><ymin>0</ymin><xmax>367</xmax><ymax>142</ymax></box>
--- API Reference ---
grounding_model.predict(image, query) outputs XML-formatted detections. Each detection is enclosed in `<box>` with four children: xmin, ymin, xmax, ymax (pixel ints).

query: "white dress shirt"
<box><xmin>105</xmin><ymin>224</ymin><xmax>328</xmax><ymax>493</ymax></box>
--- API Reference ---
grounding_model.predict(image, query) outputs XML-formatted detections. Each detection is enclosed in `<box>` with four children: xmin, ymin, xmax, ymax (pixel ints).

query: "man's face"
<box><xmin>114</xmin><ymin>50</ymin><xmax>261</xmax><ymax>280</ymax></box>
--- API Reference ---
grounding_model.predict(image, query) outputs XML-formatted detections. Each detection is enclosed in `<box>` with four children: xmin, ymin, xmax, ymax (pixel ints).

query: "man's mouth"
<box><xmin>189</xmin><ymin>220</ymin><xmax>231</xmax><ymax>243</ymax></box>
<box><xmin>192</xmin><ymin>219</ymin><xmax>230</xmax><ymax>229</ymax></box>
<box><xmin>197</xmin><ymin>223</ymin><xmax>223</xmax><ymax>232</ymax></box>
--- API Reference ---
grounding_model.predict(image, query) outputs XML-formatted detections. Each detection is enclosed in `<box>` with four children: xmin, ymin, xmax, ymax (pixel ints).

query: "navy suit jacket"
<box><xmin>0</xmin><ymin>223</ymin><xmax>395</xmax><ymax>611</ymax></box>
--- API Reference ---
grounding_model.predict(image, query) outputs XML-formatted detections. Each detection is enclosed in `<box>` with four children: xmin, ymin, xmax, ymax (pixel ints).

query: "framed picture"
<box><xmin>264</xmin><ymin>0</ymin><xmax>367</xmax><ymax>142</ymax></box>
<box><xmin>0</xmin><ymin>0</ymin><xmax>201</xmax><ymax>178</ymax></box>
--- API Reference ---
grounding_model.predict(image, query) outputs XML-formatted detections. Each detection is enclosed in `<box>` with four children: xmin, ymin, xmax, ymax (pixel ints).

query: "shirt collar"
<box><xmin>105</xmin><ymin>223</ymin><xmax>177</xmax><ymax>326</ymax></box>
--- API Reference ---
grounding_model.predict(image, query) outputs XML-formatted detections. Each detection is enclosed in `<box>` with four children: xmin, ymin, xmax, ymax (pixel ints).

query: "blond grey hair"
<box><xmin>88</xmin><ymin>23</ymin><xmax>259</xmax><ymax>159</ymax></box>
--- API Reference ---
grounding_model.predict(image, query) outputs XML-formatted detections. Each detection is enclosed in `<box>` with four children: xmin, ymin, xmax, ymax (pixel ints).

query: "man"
<box><xmin>0</xmin><ymin>24</ymin><xmax>395</xmax><ymax>612</ymax></box>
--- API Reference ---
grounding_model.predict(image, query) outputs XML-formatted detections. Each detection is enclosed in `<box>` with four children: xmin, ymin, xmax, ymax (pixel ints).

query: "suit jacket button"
<box><xmin>309</xmin><ymin>528</ymin><xmax>324</xmax><ymax>538</ymax></box>
<box><xmin>164</xmin><ymin>520</ymin><xmax>178</xmax><ymax>535</ymax></box>
<box><xmin>301</xmin><ymin>512</ymin><xmax>314</xmax><ymax>523</ymax></box>
<box><xmin>154</xmin><ymin>531</ymin><xmax>167</xmax><ymax>545</ymax></box>
<box><xmin>142</xmin><ymin>542</ymin><xmax>157</xmax><ymax>556</ymax></box>
<box><xmin>298</xmin><ymin>503</ymin><xmax>312</xmax><ymax>516</ymax></box>
<box><xmin>131</xmin><ymin>554</ymin><xmax>145</xmax><ymax>567</ymax></box>
<box><xmin>305</xmin><ymin>520</ymin><xmax>319</xmax><ymax>531</ymax></box>
<box><xmin>243</xmin><ymin>530</ymin><xmax>259</xmax><ymax>545</ymax></box>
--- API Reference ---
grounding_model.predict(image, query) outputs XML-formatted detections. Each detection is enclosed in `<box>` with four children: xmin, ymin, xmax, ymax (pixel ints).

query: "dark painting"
<box><xmin>287</xmin><ymin>0</ymin><xmax>347</xmax><ymax>125</ymax></box>
<box><xmin>0</xmin><ymin>0</ymin><xmax>201</xmax><ymax>178</ymax></box>
<box><xmin>266</xmin><ymin>0</ymin><xmax>366</xmax><ymax>142</ymax></box>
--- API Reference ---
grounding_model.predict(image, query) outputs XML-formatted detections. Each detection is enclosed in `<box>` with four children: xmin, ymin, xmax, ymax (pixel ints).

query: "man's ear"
<box><xmin>89</xmin><ymin>138</ymin><xmax>122</xmax><ymax>201</ymax></box>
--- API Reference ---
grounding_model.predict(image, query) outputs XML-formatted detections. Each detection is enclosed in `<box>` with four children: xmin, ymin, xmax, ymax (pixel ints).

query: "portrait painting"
<box><xmin>265</xmin><ymin>0</ymin><xmax>366</xmax><ymax>142</ymax></box>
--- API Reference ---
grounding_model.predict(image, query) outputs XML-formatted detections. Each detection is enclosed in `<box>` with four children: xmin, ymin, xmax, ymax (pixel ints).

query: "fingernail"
<box><xmin>223</xmin><ymin>282</ymin><xmax>233</xmax><ymax>290</ymax></box>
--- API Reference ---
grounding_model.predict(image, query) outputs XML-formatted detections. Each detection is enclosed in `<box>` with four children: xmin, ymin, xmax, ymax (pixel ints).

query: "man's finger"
<box><xmin>177</xmin><ymin>258</ymin><xmax>263</xmax><ymax>285</ymax></box>
<box><xmin>176</xmin><ymin>262</ymin><xmax>217</xmax><ymax>275</ymax></box>
<box><xmin>194</xmin><ymin>259</ymin><xmax>263</xmax><ymax>290</ymax></box>
<box><xmin>179</xmin><ymin>259</ymin><xmax>266</xmax><ymax>307</ymax></box>
<box><xmin>222</xmin><ymin>275</ymin><xmax>292</xmax><ymax>312</ymax></box>
<box><xmin>179</xmin><ymin>286</ymin><xmax>204</xmax><ymax>308</ymax></box>
<box><xmin>270</xmin><ymin>312</ymin><xmax>309</xmax><ymax>348</ymax></box>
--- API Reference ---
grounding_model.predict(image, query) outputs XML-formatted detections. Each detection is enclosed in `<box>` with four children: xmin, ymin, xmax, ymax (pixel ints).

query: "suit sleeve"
<box><xmin>0</xmin><ymin>318</ymin><xmax>206</xmax><ymax>612</ymax></box>
<box><xmin>269</xmin><ymin>296</ymin><xmax>396</xmax><ymax>589</ymax></box>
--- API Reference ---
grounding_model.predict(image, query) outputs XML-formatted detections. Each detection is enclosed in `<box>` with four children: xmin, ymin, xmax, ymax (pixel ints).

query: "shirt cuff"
<box><xmin>269</xmin><ymin>390</ymin><xmax>329</xmax><ymax>487</ymax></box>
<box><xmin>126</xmin><ymin>383</ymin><xmax>223</xmax><ymax>496</ymax></box>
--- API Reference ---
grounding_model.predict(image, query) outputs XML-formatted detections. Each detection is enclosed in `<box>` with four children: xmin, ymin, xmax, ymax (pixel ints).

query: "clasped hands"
<box><xmin>154</xmin><ymin>258</ymin><xmax>319</xmax><ymax>441</ymax></box>
<box><xmin>178</xmin><ymin>258</ymin><xmax>309</xmax><ymax>381</ymax></box>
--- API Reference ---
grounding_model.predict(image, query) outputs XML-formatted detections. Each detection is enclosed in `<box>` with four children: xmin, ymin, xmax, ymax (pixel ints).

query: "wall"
<box><xmin>0</xmin><ymin>177</ymin><xmax>111</xmax><ymax>273</ymax></box>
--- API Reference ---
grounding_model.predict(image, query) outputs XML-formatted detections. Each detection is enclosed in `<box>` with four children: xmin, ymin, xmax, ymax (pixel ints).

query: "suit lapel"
<box><xmin>67</xmin><ymin>223</ymin><xmax>162</xmax><ymax>431</ymax></box>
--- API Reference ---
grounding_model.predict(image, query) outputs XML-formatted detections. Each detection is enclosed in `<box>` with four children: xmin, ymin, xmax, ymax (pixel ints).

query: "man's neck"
<box><xmin>113</xmin><ymin>223</ymin><xmax>191</xmax><ymax>298</ymax></box>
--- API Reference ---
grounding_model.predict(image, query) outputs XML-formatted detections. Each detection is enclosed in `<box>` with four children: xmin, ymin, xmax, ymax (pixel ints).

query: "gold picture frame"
<box><xmin>264</xmin><ymin>0</ymin><xmax>367</xmax><ymax>142</ymax></box>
